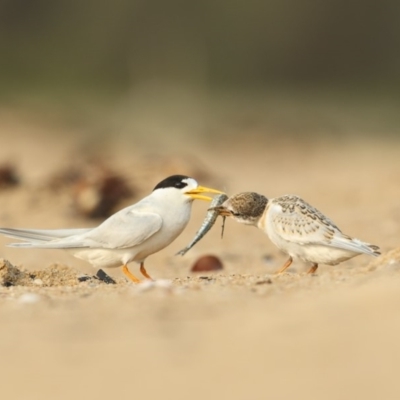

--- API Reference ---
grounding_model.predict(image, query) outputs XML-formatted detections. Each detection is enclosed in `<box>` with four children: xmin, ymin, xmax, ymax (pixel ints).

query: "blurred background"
<box><xmin>0</xmin><ymin>0</ymin><xmax>400</xmax><ymax>142</ymax></box>
<box><xmin>2</xmin><ymin>3</ymin><xmax>400</xmax><ymax>400</ymax></box>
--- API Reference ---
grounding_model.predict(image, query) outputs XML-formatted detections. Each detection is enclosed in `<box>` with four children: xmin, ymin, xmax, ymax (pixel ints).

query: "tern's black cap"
<box><xmin>153</xmin><ymin>175</ymin><xmax>191</xmax><ymax>191</ymax></box>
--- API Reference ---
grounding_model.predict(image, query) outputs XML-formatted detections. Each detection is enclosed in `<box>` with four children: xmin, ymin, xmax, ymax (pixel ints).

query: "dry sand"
<box><xmin>0</xmin><ymin>108</ymin><xmax>399</xmax><ymax>400</ymax></box>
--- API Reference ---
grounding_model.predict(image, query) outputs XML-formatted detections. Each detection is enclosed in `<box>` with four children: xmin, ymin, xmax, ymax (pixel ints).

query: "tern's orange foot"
<box><xmin>122</xmin><ymin>265</ymin><xmax>141</xmax><ymax>283</ymax></box>
<box><xmin>140</xmin><ymin>263</ymin><xmax>154</xmax><ymax>280</ymax></box>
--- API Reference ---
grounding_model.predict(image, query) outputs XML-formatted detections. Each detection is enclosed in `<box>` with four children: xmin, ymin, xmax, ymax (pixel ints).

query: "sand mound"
<box><xmin>0</xmin><ymin>259</ymin><xmax>82</xmax><ymax>287</ymax></box>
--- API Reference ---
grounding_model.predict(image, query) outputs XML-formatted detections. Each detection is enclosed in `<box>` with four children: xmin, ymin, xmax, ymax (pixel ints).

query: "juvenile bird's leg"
<box><xmin>274</xmin><ymin>257</ymin><xmax>293</xmax><ymax>274</ymax></box>
<box><xmin>122</xmin><ymin>265</ymin><xmax>141</xmax><ymax>283</ymax></box>
<box><xmin>140</xmin><ymin>262</ymin><xmax>154</xmax><ymax>280</ymax></box>
<box><xmin>307</xmin><ymin>263</ymin><xmax>318</xmax><ymax>274</ymax></box>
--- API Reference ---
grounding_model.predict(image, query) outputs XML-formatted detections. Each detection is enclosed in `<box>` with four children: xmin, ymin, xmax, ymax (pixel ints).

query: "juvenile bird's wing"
<box><xmin>268</xmin><ymin>195</ymin><xmax>343</xmax><ymax>244</ymax></box>
<box><xmin>268</xmin><ymin>195</ymin><xmax>379</xmax><ymax>255</ymax></box>
<box><xmin>327</xmin><ymin>236</ymin><xmax>380</xmax><ymax>255</ymax></box>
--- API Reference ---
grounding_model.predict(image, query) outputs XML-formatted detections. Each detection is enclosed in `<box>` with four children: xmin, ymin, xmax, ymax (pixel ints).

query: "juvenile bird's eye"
<box><xmin>231</xmin><ymin>211</ymin><xmax>240</xmax><ymax>217</ymax></box>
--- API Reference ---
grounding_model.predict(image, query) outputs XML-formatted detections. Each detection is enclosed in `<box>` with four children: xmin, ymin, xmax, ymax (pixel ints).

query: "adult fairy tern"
<box><xmin>0</xmin><ymin>175</ymin><xmax>224</xmax><ymax>282</ymax></box>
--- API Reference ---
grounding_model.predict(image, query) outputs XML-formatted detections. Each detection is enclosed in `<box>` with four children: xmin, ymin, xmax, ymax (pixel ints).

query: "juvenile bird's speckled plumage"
<box><xmin>213</xmin><ymin>192</ymin><xmax>268</xmax><ymax>225</ymax></box>
<box><xmin>215</xmin><ymin>192</ymin><xmax>380</xmax><ymax>274</ymax></box>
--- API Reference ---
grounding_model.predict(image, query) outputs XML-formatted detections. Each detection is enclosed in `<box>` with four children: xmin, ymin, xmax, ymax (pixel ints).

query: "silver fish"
<box><xmin>176</xmin><ymin>193</ymin><xmax>228</xmax><ymax>256</ymax></box>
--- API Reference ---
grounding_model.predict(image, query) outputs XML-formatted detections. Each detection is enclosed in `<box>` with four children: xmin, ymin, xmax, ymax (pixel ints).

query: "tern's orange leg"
<box><xmin>274</xmin><ymin>257</ymin><xmax>293</xmax><ymax>275</ymax></box>
<box><xmin>140</xmin><ymin>262</ymin><xmax>154</xmax><ymax>280</ymax></box>
<box><xmin>122</xmin><ymin>265</ymin><xmax>141</xmax><ymax>283</ymax></box>
<box><xmin>307</xmin><ymin>263</ymin><xmax>318</xmax><ymax>274</ymax></box>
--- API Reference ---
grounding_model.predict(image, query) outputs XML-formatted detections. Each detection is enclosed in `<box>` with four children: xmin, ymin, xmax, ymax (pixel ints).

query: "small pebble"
<box><xmin>18</xmin><ymin>293</ymin><xmax>41</xmax><ymax>304</ymax></box>
<box><xmin>199</xmin><ymin>276</ymin><xmax>213</xmax><ymax>281</ymax></box>
<box><xmin>78</xmin><ymin>275</ymin><xmax>92</xmax><ymax>282</ymax></box>
<box><xmin>255</xmin><ymin>279</ymin><xmax>273</xmax><ymax>285</ymax></box>
<box><xmin>95</xmin><ymin>269</ymin><xmax>116</xmax><ymax>284</ymax></box>
<box><xmin>135</xmin><ymin>279</ymin><xmax>173</xmax><ymax>293</ymax></box>
<box><xmin>191</xmin><ymin>255</ymin><xmax>223</xmax><ymax>273</ymax></box>
<box><xmin>0</xmin><ymin>164</ymin><xmax>19</xmax><ymax>188</ymax></box>
<box><xmin>33</xmin><ymin>279</ymin><xmax>44</xmax><ymax>286</ymax></box>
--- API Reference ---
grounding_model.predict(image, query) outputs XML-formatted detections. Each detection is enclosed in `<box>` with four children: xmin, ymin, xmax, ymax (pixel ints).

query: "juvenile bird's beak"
<box><xmin>185</xmin><ymin>186</ymin><xmax>225</xmax><ymax>202</ymax></box>
<box><xmin>208</xmin><ymin>206</ymin><xmax>232</xmax><ymax>216</ymax></box>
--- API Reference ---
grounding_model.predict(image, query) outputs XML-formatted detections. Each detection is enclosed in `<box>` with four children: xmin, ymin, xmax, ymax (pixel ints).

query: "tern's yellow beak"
<box><xmin>185</xmin><ymin>186</ymin><xmax>225</xmax><ymax>202</ymax></box>
<box><xmin>208</xmin><ymin>206</ymin><xmax>232</xmax><ymax>216</ymax></box>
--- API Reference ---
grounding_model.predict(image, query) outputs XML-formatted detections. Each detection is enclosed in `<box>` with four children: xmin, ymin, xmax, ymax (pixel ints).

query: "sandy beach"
<box><xmin>0</xmin><ymin>107</ymin><xmax>399</xmax><ymax>400</ymax></box>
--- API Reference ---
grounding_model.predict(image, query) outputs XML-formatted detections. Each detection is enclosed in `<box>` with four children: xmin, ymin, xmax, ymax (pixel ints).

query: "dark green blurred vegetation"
<box><xmin>0</xmin><ymin>0</ymin><xmax>399</xmax><ymax>135</ymax></box>
<box><xmin>1</xmin><ymin>0</ymin><xmax>399</xmax><ymax>91</ymax></box>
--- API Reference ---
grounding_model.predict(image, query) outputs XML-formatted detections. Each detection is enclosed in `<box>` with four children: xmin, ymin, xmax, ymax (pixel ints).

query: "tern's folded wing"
<box><xmin>84</xmin><ymin>211</ymin><xmax>163</xmax><ymax>249</ymax></box>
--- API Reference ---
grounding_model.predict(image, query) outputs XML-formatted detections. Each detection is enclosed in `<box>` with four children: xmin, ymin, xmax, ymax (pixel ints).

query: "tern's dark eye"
<box><xmin>174</xmin><ymin>181</ymin><xmax>187</xmax><ymax>189</ymax></box>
